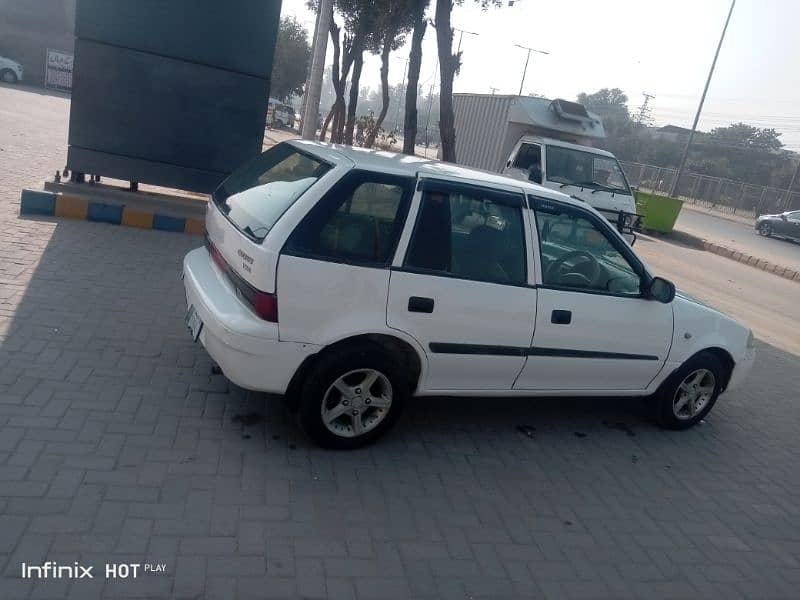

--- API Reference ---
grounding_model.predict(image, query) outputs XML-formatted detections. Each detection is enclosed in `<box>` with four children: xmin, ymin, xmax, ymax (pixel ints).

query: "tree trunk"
<box><xmin>435</xmin><ymin>0</ymin><xmax>457</xmax><ymax>162</ymax></box>
<box><xmin>319</xmin><ymin>21</ymin><xmax>342</xmax><ymax>142</ymax></box>
<box><xmin>344</xmin><ymin>49</ymin><xmax>364</xmax><ymax>145</ymax></box>
<box><xmin>364</xmin><ymin>40</ymin><xmax>392</xmax><ymax>149</ymax></box>
<box><xmin>319</xmin><ymin>106</ymin><xmax>335</xmax><ymax>142</ymax></box>
<box><xmin>403</xmin><ymin>1</ymin><xmax>427</xmax><ymax>155</ymax></box>
<box><xmin>332</xmin><ymin>34</ymin><xmax>356</xmax><ymax>143</ymax></box>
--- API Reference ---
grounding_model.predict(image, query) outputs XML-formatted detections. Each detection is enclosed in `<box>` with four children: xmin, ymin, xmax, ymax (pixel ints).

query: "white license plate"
<box><xmin>185</xmin><ymin>304</ymin><xmax>203</xmax><ymax>342</ymax></box>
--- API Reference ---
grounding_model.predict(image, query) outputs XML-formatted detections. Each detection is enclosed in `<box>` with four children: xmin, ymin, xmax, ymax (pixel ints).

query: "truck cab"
<box><xmin>502</xmin><ymin>136</ymin><xmax>638</xmax><ymax>231</ymax></box>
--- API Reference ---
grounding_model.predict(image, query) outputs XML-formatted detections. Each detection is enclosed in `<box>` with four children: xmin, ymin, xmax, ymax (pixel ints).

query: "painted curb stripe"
<box><xmin>185</xmin><ymin>218</ymin><xmax>205</xmax><ymax>235</ymax></box>
<box><xmin>20</xmin><ymin>189</ymin><xmax>56</xmax><ymax>215</ymax></box>
<box><xmin>153</xmin><ymin>214</ymin><xmax>186</xmax><ymax>232</ymax></box>
<box><xmin>20</xmin><ymin>190</ymin><xmax>205</xmax><ymax>235</ymax></box>
<box><xmin>55</xmin><ymin>195</ymin><xmax>88</xmax><ymax>219</ymax></box>
<box><xmin>87</xmin><ymin>202</ymin><xmax>123</xmax><ymax>225</ymax></box>
<box><xmin>122</xmin><ymin>208</ymin><xmax>154</xmax><ymax>229</ymax></box>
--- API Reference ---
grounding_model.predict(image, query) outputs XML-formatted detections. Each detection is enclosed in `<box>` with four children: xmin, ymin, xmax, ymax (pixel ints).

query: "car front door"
<box><xmin>785</xmin><ymin>211</ymin><xmax>800</xmax><ymax>240</ymax></box>
<box><xmin>504</xmin><ymin>142</ymin><xmax>543</xmax><ymax>184</ymax></box>
<box><xmin>514</xmin><ymin>197</ymin><xmax>673</xmax><ymax>392</ymax></box>
<box><xmin>387</xmin><ymin>178</ymin><xmax>537</xmax><ymax>391</ymax></box>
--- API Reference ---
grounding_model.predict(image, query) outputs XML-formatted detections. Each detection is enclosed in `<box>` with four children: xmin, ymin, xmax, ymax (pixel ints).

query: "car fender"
<box><xmin>668</xmin><ymin>293</ymin><xmax>750</xmax><ymax>366</ymax></box>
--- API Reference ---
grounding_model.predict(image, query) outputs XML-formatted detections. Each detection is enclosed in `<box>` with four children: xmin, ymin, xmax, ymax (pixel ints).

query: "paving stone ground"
<box><xmin>2</xmin><ymin>83</ymin><xmax>800</xmax><ymax>599</ymax></box>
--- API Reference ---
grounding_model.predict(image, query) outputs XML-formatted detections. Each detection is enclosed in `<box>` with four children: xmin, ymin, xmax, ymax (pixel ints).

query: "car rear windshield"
<box><xmin>212</xmin><ymin>144</ymin><xmax>331</xmax><ymax>242</ymax></box>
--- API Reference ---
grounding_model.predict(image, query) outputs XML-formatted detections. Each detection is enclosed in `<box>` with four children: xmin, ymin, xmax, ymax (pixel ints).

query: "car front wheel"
<box><xmin>298</xmin><ymin>344</ymin><xmax>407</xmax><ymax>449</ymax></box>
<box><xmin>758</xmin><ymin>222</ymin><xmax>772</xmax><ymax>236</ymax></box>
<box><xmin>1</xmin><ymin>69</ymin><xmax>18</xmax><ymax>84</ymax></box>
<box><xmin>655</xmin><ymin>351</ymin><xmax>725</xmax><ymax>429</ymax></box>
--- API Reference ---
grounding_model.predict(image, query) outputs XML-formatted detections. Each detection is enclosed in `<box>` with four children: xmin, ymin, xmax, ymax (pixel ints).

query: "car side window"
<box><xmin>405</xmin><ymin>184</ymin><xmax>527</xmax><ymax>285</ymax></box>
<box><xmin>512</xmin><ymin>143</ymin><xmax>541</xmax><ymax>171</ymax></box>
<box><xmin>535</xmin><ymin>203</ymin><xmax>641</xmax><ymax>295</ymax></box>
<box><xmin>284</xmin><ymin>171</ymin><xmax>412</xmax><ymax>265</ymax></box>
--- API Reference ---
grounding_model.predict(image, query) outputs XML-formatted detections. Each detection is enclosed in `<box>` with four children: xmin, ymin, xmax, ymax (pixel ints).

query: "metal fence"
<box><xmin>620</xmin><ymin>161</ymin><xmax>800</xmax><ymax>218</ymax></box>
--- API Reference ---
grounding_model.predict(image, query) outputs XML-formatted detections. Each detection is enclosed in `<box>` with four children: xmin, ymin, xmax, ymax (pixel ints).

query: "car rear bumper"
<box><xmin>727</xmin><ymin>347</ymin><xmax>755</xmax><ymax>392</ymax></box>
<box><xmin>182</xmin><ymin>247</ymin><xmax>320</xmax><ymax>393</ymax></box>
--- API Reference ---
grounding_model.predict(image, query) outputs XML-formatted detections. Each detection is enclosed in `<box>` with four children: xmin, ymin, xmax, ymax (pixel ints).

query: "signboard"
<box><xmin>45</xmin><ymin>49</ymin><xmax>74</xmax><ymax>91</ymax></box>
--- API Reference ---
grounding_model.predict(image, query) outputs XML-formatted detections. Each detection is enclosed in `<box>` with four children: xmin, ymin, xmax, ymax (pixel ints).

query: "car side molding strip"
<box><xmin>429</xmin><ymin>342</ymin><xmax>658</xmax><ymax>361</ymax></box>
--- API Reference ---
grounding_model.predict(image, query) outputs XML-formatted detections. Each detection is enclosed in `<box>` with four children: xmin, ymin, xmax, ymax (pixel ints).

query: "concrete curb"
<box><xmin>699</xmin><ymin>238</ymin><xmax>799</xmax><ymax>284</ymax></box>
<box><xmin>20</xmin><ymin>189</ymin><xmax>205</xmax><ymax>235</ymax></box>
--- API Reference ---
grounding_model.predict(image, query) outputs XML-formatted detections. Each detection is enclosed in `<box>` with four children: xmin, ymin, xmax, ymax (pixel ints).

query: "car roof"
<box><xmin>518</xmin><ymin>135</ymin><xmax>618</xmax><ymax>158</ymax></box>
<box><xmin>288</xmin><ymin>139</ymin><xmax>585</xmax><ymax>210</ymax></box>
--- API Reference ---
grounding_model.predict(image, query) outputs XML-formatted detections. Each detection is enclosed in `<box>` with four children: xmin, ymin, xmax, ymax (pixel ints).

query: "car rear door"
<box><xmin>514</xmin><ymin>197</ymin><xmax>672</xmax><ymax>392</ymax></box>
<box><xmin>277</xmin><ymin>170</ymin><xmax>415</xmax><ymax>344</ymax></box>
<box><xmin>387</xmin><ymin>178</ymin><xmax>537</xmax><ymax>391</ymax></box>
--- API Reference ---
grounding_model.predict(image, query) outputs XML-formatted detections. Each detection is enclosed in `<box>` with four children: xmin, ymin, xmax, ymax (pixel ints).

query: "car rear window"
<box><xmin>212</xmin><ymin>144</ymin><xmax>331</xmax><ymax>242</ymax></box>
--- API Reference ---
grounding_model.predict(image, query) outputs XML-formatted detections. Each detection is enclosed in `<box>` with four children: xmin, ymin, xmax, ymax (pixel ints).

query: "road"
<box><xmin>676</xmin><ymin>206</ymin><xmax>800</xmax><ymax>272</ymax></box>
<box><xmin>637</xmin><ymin>235</ymin><xmax>800</xmax><ymax>357</ymax></box>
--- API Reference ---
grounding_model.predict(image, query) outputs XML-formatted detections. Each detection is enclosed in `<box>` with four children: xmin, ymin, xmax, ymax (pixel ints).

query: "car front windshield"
<box><xmin>212</xmin><ymin>144</ymin><xmax>331</xmax><ymax>242</ymax></box>
<box><xmin>546</xmin><ymin>145</ymin><xmax>630</xmax><ymax>194</ymax></box>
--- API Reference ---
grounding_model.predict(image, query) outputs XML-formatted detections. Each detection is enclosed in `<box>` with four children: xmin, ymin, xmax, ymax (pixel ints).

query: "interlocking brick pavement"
<box><xmin>2</xmin><ymin>83</ymin><xmax>800</xmax><ymax>599</ymax></box>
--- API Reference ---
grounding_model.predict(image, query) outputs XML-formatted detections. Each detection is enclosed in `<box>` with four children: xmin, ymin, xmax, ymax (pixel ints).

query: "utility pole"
<box><xmin>393</xmin><ymin>58</ymin><xmax>410</xmax><ymax>133</ymax></box>
<box><xmin>489</xmin><ymin>86</ymin><xmax>499</xmax><ymax>95</ymax></box>
<box><xmin>424</xmin><ymin>56</ymin><xmax>439</xmax><ymax>157</ymax></box>
<box><xmin>301</xmin><ymin>0</ymin><xmax>333</xmax><ymax>140</ymax></box>
<box><xmin>669</xmin><ymin>0</ymin><xmax>735</xmax><ymax>198</ymax></box>
<box><xmin>514</xmin><ymin>44</ymin><xmax>549</xmax><ymax>96</ymax></box>
<box><xmin>453</xmin><ymin>28</ymin><xmax>479</xmax><ymax>55</ymax></box>
<box><xmin>634</xmin><ymin>92</ymin><xmax>655</xmax><ymax>126</ymax></box>
<box><xmin>298</xmin><ymin>12</ymin><xmax>322</xmax><ymax>134</ymax></box>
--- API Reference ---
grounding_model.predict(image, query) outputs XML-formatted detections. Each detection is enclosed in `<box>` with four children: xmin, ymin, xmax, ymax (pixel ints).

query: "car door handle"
<box><xmin>408</xmin><ymin>296</ymin><xmax>434</xmax><ymax>313</ymax></box>
<box><xmin>551</xmin><ymin>309</ymin><xmax>572</xmax><ymax>325</ymax></box>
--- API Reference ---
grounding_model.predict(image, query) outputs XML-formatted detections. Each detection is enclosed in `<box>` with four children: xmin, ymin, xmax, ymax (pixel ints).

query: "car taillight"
<box><xmin>205</xmin><ymin>236</ymin><xmax>278</xmax><ymax>323</ymax></box>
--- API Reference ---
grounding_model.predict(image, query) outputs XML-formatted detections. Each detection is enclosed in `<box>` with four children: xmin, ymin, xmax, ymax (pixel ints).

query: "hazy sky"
<box><xmin>281</xmin><ymin>0</ymin><xmax>800</xmax><ymax>150</ymax></box>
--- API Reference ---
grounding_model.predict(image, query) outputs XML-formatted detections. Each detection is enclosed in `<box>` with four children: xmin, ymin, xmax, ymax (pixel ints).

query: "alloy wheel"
<box><xmin>321</xmin><ymin>369</ymin><xmax>393</xmax><ymax>438</ymax></box>
<box><xmin>672</xmin><ymin>368</ymin><xmax>716</xmax><ymax>420</ymax></box>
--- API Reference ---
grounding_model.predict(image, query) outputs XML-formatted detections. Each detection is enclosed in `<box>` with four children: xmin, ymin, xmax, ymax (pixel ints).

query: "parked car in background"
<box><xmin>0</xmin><ymin>56</ymin><xmax>23</xmax><ymax>84</ymax></box>
<box><xmin>756</xmin><ymin>210</ymin><xmax>800</xmax><ymax>242</ymax></box>
<box><xmin>266</xmin><ymin>97</ymin><xmax>296</xmax><ymax>130</ymax></box>
<box><xmin>183</xmin><ymin>141</ymin><xmax>755</xmax><ymax>448</ymax></box>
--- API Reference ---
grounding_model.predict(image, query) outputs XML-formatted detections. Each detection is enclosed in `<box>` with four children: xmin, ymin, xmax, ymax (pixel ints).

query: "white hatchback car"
<box><xmin>183</xmin><ymin>141</ymin><xmax>754</xmax><ymax>448</ymax></box>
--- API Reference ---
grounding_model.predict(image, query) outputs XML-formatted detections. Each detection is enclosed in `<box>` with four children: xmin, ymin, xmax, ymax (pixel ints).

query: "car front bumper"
<box><xmin>726</xmin><ymin>346</ymin><xmax>755</xmax><ymax>392</ymax></box>
<box><xmin>182</xmin><ymin>247</ymin><xmax>320</xmax><ymax>393</ymax></box>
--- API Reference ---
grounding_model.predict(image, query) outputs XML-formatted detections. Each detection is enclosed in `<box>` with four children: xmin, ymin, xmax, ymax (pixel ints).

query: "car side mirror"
<box><xmin>645</xmin><ymin>277</ymin><xmax>676</xmax><ymax>303</ymax></box>
<box><xmin>528</xmin><ymin>165</ymin><xmax>542</xmax><ymax>184</ymax></box>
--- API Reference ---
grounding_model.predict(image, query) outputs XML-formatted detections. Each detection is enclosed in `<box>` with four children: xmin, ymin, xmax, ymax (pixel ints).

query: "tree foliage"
<box><xmin>270</xmin><ymin>16</ymin><xmax>311</xmax><ymax>101</ymax></box>
<box><xmin>576</xmin><ymin>88</ymin><xmax>634</xmax><ymax>140</ymax></box>
<box><xmin>708</xmin><ymin>122</ymin><xmax>782</xmax><ymax>151</ymax></box>
<box><xmin>576</xmin><ymin>87</ymin><xmax>793</xmax><ymax>189</ymax></box>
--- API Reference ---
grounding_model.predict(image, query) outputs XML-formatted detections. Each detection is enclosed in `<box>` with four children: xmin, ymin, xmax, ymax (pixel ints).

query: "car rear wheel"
<box><xmin>1</xmin><ymin>69</ymin><xmax>18</xmax><ymax>84</ymax></box>
<box><xmin>654</xmin><ymin>351</ymin><xmax>725</xmax><ymax>429</ymax></box>
<box><xmin>758</xmin><ymin>222</ymin><xmax>772</xmax><ymax>236</ymax></box>
<box><xmin>298</xmin><ymin>344</ymin><xmax>407</xmax><ymax>449</ymax></box>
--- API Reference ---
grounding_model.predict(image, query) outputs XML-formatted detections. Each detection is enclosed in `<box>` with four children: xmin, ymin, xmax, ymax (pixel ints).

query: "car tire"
<box><xmin>654</xmin><ymin>351</ymin><xmax>725</xmax><ymax>430</ymax></box>
<box><xmin>298</xmin><ymin>343</ymin><xmax>408</xmax><ymax>449</ymax></box>
<box><xmin>758</xmin><ymin>222</ymin><xmax>772</xmax><ymax>237</ymax></box>
<box><xmin>275</xmin><ymin>119</ymin><xmax>284</xmax><ymax>130</ymax></box>
<box><xmin>1</xmin><ymin>69</ymin><xmax>18</xmax><ymax>84</ymax></box>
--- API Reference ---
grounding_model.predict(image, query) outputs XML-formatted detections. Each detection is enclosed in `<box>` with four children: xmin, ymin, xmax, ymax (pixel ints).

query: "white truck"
<box><xmin>453</xmin><ymin>94</ymin><xmax>639</xmax><ymax>236</ymax></box>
